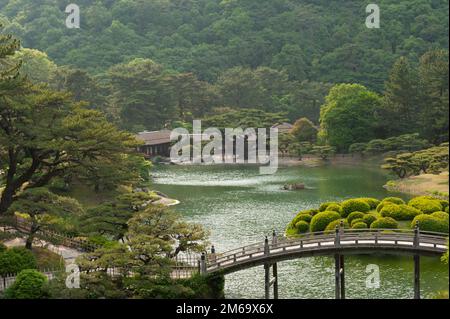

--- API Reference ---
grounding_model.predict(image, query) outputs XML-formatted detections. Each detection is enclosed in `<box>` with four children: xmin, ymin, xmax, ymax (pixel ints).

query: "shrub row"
<box><xmin>347</xmin><ymin>212</ymin><xmax>365</xmax><ymax>224</ymax></box>
<box><xmin>380</xmin><ymin>204</ymin><xmax>422</xmax><ymax>221</ymax></box>
<box><xmin>370</xmin><ymin>217</ymin><xmax>399</xmax><ymax>229</ymax></box>
<box><xmin>324</xmin><ymin>219</ymin><xmax>349</xmax><ymax>233</ymax></box>
<box><xmin>341</xmin><ymin>199</ymin><xmax>371</xmax><ymax>217</ymax></box>
<box><xmin>376</xmin><ymin>197</ymin><xmax>405</xmax><ymax>212</ymax></box>
<box><xmin>408</xmin><ymin>196</ymin><xmax>444</xmax><ymax>214</ymax></box>
<box><xmin>411</xmin><ymin>214</ymin><xmax>449</xmax><ymax>234</ymax></box>
<box><xmin>287</xmin><ymin>196</ymin><xmax>448</xmax><ymax>236</ymax></box>
<box><xmin>310</xmin><ymin>211</ymin><xmax>341</xmax><ymax>232</ymax></box>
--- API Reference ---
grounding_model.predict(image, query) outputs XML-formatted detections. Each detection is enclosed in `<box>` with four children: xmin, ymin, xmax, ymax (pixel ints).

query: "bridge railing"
<box><xmin>205</xmin><ymin>228</ymin><xmax>448</xmax><ymax>270</ymax></box>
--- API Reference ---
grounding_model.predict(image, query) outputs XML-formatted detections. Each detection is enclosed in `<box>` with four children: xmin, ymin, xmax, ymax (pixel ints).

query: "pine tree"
<box><xmin>1</xmin><ymin>28</ymin><xmax>143</xmax><ymax>215</ymax></box>
<box><xmin>381</xmin><ymin>57</ymin><xmax>420</xmax><ymax>137</ymax></box>
<box><xmin>418</xmin><ymin>50</ymin><xmax>449</xmax><ymax>143</ymax></box>
<box><xmin>0</xmin><ymin>24</ymin><xmax>21</xmax><ymax>81</ymax></box>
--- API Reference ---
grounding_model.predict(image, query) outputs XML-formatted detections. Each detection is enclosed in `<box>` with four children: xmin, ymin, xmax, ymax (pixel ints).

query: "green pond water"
<box><xmin>151</xmin><ymin>162</ymin><xmax>449</xmax><ymax>299</ymax></box>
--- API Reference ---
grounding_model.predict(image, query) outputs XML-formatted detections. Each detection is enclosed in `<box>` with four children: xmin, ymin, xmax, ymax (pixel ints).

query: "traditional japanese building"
<box><xmin>136</xmin><ymin>130</ymin><xmax>172</xmax><ymax>157</ymax></box>
<box><xmin>271</xmin><ymin>122</ymin><xmax>293</xmax><ymax>134</ymax></box>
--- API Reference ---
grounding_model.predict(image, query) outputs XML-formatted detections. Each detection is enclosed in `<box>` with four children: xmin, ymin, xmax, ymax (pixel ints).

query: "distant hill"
<box><xmin>0</xmin><ymin>0</ymin><xmax>448</xmax><ymax>91</ymax></box>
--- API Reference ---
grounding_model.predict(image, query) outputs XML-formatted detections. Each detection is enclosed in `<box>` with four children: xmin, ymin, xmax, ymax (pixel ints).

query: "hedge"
<box><xmin>325</xmin><ymin>204</ymin><xmax>342</xmax><ymax>213</ymax></box>
<box><xmin>286</xmin><ymin>211</ymin><xmax>315</xmax><ymax>235</ymax></box>
<box><xmin>299</xmin><ymin>209</ymin><xmax>320</xmax><ymax>216</ymax></box>
<box><xmin>295</xmin><ymin>221</ymin><xmax>310</xmax><ymax>234</ymax></box>
<box><xmin>347</xmin><ymin>212</ymin><xmax>365</xmax><ymax>225</ymax></box>
<box><xmin>411</xmin><ymin>215</ymin><xmax>449</xmax><ymax>234</ymax></box>
<box><xmin>439</xmin><ymin>200</ymin><xmax>449</xmax><ymax>211</ymax></box>
<box><xmin>370</xmin><ymin>217</ymin><xmax>399</xmax><ymax>229</ymax></box>
<box><xmin>310</xmin><ymin>211</ymin><xmax>341</xmax><ymax>232</ymax></box>
<box><xmin>362</xmin><ymin>214</ymin><xmax>377</xmax><ymax>227</ymax></box>
<box><xmin>352</xmin><ymin>222</ymin><xmax>368</xmax><ymax>229</ymax></box>
<box><xmin>4</xmin><ymin>269</ymin><xmax>49</xmax><ymax>299</ymax></box>
<box><xmin>319</xmin><ymin>202</ymin><xmax>340</xmax><ymax>212</ymax></box>
<box><xmin>341</xmin><ymin>199</ymin><xmax>370</xmax><ymax>217</ymax></box>
<box><xmin>350</xmin><ymin>218</ymin><xmax>365</xmax><ymax>227</ymax></box>
<box><xmin>380</xmin><ymin>204</ymin><xmax>422</xmax><ymax>221</ymax></box>
<box><xmin>291</xmin><ymin>213</ymin><xmax>312</xmax><ymax>225</ymax></box>
<box><xmin>382</xmin><ymin>197</ymin><xmax>406</xmax><ymax>205</ymax></box>
<box><xmin>376</xmin><ymin>197</ymin><xmax>406</xmax><ymax>212</ymax></box>
<box><xmin>430</xmin><ymin>212</ymin><xmax>449</xmax><ymax>222</ymax></box>
<box><xmin>357</xmin><ymin>198</ymin><xmax>381</xmax><ymax>209</ymax></box>
<box><xmin>324</xmin><ymin>219</ymin><xmax>349</xmax><ymax>233</ymax></box>
<box><xmin>0</xmin><ymin>247</ymin><xmax>37</xmax><ymax>276</ymax></box>
<box><xmin>408</xmin><ymin>196</ymin><xmax>443</xmax><ymax>214</ymax></box>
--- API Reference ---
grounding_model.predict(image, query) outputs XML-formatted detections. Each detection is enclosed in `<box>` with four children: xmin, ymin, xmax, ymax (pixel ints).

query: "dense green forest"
<box><xmin>0</xmin><ymin>0</ymin><xmax>448</xmax><ymax>146</ymax></box>
<box><xmin>0</xmin><ymin>0</ymin><xmax>448</xmax><ymax>85</ymax></box>
<box><xmin>1</xmin><ymin>1</ymin><xmax>449</xmax><ymax>300</ymax></box>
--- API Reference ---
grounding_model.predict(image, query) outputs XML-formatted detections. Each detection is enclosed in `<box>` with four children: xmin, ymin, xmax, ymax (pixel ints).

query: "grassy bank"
<box><xmin>385</xmin><ymin>172</ymin><xmax>449</xmax><ymax>199</ymax></box>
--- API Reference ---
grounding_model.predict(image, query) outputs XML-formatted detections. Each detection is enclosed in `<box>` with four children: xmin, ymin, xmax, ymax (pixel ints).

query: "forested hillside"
<box><xmin>0</xmin><ymin>0</ymin><xmax>448</xmax><ymax>88</ymax></box>
<box><xmin>0</xmin><ymin>0</ymin><xmax>448</xmax><ymax>146</ymax></box>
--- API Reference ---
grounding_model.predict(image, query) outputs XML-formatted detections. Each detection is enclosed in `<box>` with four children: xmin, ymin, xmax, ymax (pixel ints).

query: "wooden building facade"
<box><xmin>136</xmin><ymin>130</ymin><xmax>172</xmax><ymax>158</ymax></box>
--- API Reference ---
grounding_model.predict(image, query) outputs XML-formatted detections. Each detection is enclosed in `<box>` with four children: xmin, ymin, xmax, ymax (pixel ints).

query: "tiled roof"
<box><xmin>272</xmin><ymin>122</ymin><xmax>293</xmax><ymax>129</ymax></box>
<box><xmin>136</xmin><ymin>130</ymin><xmax>172</xmax><ymax>146</ymax></box>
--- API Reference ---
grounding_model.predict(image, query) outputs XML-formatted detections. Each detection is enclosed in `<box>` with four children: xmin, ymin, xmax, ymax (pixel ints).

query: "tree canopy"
<box><xmin>319</xmin><ymin>84</ymin><xmax>382</xmax><ymax>151</ymax></box>
<box><xmin>0</xmin><ymin>0</ymin><xmax>447</xmax><ymax>92</ymax></box>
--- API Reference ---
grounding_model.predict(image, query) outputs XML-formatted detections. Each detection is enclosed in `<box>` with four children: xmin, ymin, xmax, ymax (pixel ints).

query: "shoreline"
<box><xmin>384</xmin><ymin>172</ymin><xmax>449</xmax><ymax>199</ymax></box>
<box><xmin>157</xmin><ymin>154</ymin><xmax>374</xmax><ymax>168</ymax></box>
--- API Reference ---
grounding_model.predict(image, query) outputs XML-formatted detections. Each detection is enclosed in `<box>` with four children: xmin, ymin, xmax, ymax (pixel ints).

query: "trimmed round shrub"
<box><xmin>350</xmin><ymin>218</ymin><xmax>365</xmax><ymax>227</ymax></box>
<box><xmin>376</xmin><ymin>197</ymin><xmax>406</xmax><ymax>212</ymax></box>
<box><xmin>319</xmin><ymin>202</ymin><xmax>340</xmax><ymax>212</ymax></box>
<box><xmin>341</xmin><ymin>199</ymin><xmax>370</xmax><ymax>217</ymax></box>
<box><xmin>400</xmin><ymin>204</ymin><xmax>423</xmax><ymax>220</ymax></box>
<box><xmin>0</xmin><ymin>247</ymin><xmax>37</xmax><ymax>276</ymax></box>
<box><xmin>383</xmin><ymin>197</ymin><xmax>406</xmax><ymax>205</ymax></box>
<box><xmin>325</xmin><ymin>204</ymin><xmax>342</xmax><ymax>213</ymax></box>
<box><xmin>347</xmin><ymin>212</ymin><xmax>365</xmax><ymax>225</ymax></box>
<box><xmin>295</xmin><ymin>221</ymin><xmax>309</xmax><ymax>234</ymax></box>
<box><xmin>287</xmin><ymin>211</ymin><xmax>315</xmax><ymax>235</ymax></box>
<box><xmin>370</xmin><ymin>217</ymin><xmax>399</xmax><ymax>229</ymax></box>
<box><xmin>362</xmin><ymin>214</ymin><xmax>377</xmax><ymax>227</ymax></box>
<box><xmin>408</xmin><ymin>196</ymin><xmax>443</xmax><ymax>214</ymax></box>
<box><xmin>430</xmin><ymin>211</ymin><xmax>449</xmax><ymax>222</ymax></box>
<box><xmin>352</xmin><ymin>222</ymin><xmax>368</xmax><ymax>229</ymax></box>
<box><xmin>358</xmin><ymin>198</ymin><xmax>381</xmax><ymax>209</ymax></box>
<box><xmin>292</xmin><ymin>213</ymin><xmax>312</xmax><ymax>225</ymax></box>
<box><xmin>439</xmin><ymin>200</ymin><xmax>449</xmax><ymax>211</ymax></box>
<box><xmin>324</xmin><ymin>219</ymin><xmax>349</xmax><ymax>233</ymax></box>
<box><xmin>380</xmin><ymin>204</ymin><xmax>422</xmax><ymax>221</ymax></box>
<box><xmin>4</xmin><ymin>269</ymin><xmax>49</xmax><ymax>299</ymax></box>
<box><xmin>411</xmin><ymin>215</ymin><xmax>449</xmax><ymax>234</ymax></box>
<box><xmin>310</xmin><ymin>211</ymin><xmax>341</xmax><ymax>232</ymax></box>
<box><xmin>300</xmin><ymin>209</ymin><xmax>320</xmax><ymax>216</ymax></box>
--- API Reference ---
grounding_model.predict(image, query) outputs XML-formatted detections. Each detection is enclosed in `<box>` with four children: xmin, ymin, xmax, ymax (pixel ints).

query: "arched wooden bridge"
<box><xmin>198</xmin><ymin>227</ymin><xmax>448</xmax><ymax>299</ymax></box>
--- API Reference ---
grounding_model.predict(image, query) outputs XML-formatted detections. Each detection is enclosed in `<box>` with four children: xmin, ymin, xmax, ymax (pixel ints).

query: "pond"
<box><xmin>151</xmin><ymin>162</ymin><xmax>448</xmax><ymax>299</ymax></box>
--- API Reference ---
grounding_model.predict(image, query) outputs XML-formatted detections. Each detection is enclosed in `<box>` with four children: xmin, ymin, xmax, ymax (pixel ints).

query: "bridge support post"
<box><xmin>414</xmin><ymin>255</ymin><xmax>420</xmax><ymax>299</ymax></box>
<box><xmin>414</xmin><ymin>223</ymin><xmax>420</xmax><ymax>299</ymax></box>
<box><xmin>334</xmin><ymin>254</ymin><xmax>341</xmax><ymax>299</ymax></box>
<box><xmin>263</xmin><ymin>262</ymin><xmax>278</xmax><ymax>299</ymax></box>
<box><xmin>273</xmin><ymin>263</ymin><xmax>278</xmax><ymax>299</ymax></box>
<box><xmin>264</xmin><ymin>263</ymin><xmax>270</xmax><ymax>299</ymax></box>
<box><xmin>340</xmin><ymin>255</ymin><xmax>345</xmax><ymax>299</ymax></box>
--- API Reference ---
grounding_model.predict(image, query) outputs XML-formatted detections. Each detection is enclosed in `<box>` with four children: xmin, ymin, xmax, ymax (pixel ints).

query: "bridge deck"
<box><xmin>204</xmin><ymin>229</ymin><xmax>448</xmax><ymax>275</ymax></box>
